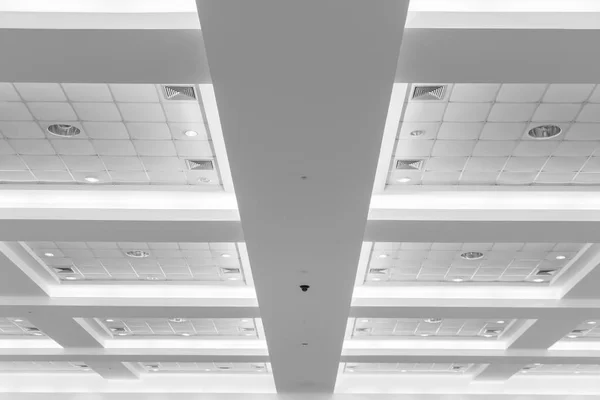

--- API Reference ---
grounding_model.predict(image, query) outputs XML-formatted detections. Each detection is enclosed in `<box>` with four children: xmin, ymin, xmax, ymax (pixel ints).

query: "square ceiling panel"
<box><xmin>25</xmin><ymin>241</ymin><xmax>246</xmax><ymax>284</ymax></box>
<box><xmin>389</xmin><ymin>83</ymin><xmax>600</xmax><ymax>186</ymax></box>
<box><xmin>0</xmin><ymin>361</ymin><xmax>91</xmax><ymax>372</ymax></box>
<box><xmin>366</xmin><ymin>242</ymin><xmax>583</xmax><ymax>285</ymax></box>
<box><xmin>99</xmin><ymin>318</ymin><xmax>259</xmax><ymax>338</ymax></box>
<box><xmin>140</xmin><ymin>362</ymin><xmax>269</xmax><ymax>373</ymax></box>
<box><xmin>563</xmin><ymin>320</ymin><xmax>600</xmax><ymax>340</ymax></box>
<box><xmin>344</xmin><ymin>363</ymin><xmax>476</xmax><ymax>374</ymax></box>
<box><xmin>351</xmin><ymin>318</ymin><xmax>515</xmax><ymax>339</ymax></box>
<box><xmin>0</xmin><ymin>83</ymin><xmax>221</xmax><ymax>187</ymax></box>
<box><xmin>0</xmin><ymin>318</ymin><xmax>44</xmax><ymax>337</ymax></box>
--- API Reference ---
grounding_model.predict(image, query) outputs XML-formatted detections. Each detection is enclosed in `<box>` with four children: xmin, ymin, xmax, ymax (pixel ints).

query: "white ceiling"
<box><xmin>1</xmin><ymin>1</ymin><xmax>600</xmax><ymax>400</ymax></box>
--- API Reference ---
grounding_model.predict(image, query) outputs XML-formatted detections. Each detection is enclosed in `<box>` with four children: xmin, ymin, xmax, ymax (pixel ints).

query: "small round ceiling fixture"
<box><xmin>556</xmin><ymin>255</ymin><xmax>566</xmax><ymax>260</ymax></box>
<box><xmin>528</xmin><ymin>125</ymin><xmax>562</xmax><ymax>140</ymax></box>
<box><xmin>105</xmin><ymin>319</ymin><xmax>114</xmax><ymax>323</ymax></box>
<box><xmin>47</xmin><ymin>124</ymin><xmax>81</xmax><ymax>138</ymax></box>
<box><xmin>419</xmin><ymin>333</ymin><xmax>430</xmax><ymax>337</ymax></box>
<box><xmin>221</xmin><ymin>253</ymin><xmax>232</xmax><ymax>258</ymax></box>
<box><xmin>117</xmin><ymin>332</ymin><xmax>129</xmax><ymax>336</ymax></box>
<box><xmin>44</xmin><ymin>252</ymin><xmax>54</xmax><ymax>257</ymax></box>
<box><xmin>378</xmin><ymin>254</ymin><xmax>389</xmax><ymax>259</ymax></box>
<box><xmin>587</xmin><ymin>321</ymin><xmax>598</xmax><ymax>325</ymax></box>
<box><xmin>125</xmin><ymin>250</ymin><xmax>150</xmax><ymax>258</ymax></box>
<box><xmin>31</xmin><ymin>332</ymin><xmax>43</xmax><ymax>336</ymax></box>
<box><xmin>169</xmin><ymin>318</ymin><xmax>187</xmax><ymax>323</ymax></box>
<box><xmin>533</xmin><ymin>363</ymin><xmax>542</xmax><ymax>367</ymax></box>
<box><xmin>410</xmin><ymin>130</ymin><xmax>425</xmax><ymax>137</ymax></box>
<box><xmin>483</xmin><ymin>334</ymin><xmax>494</xmax><ymax>338</ymax></box>
<box><xmin>424</xmin><ymin>318</ymin><xmax>442</xmax><ymax>324</ymax></box>
<box><xmin>146</xmin><ymin>276</ymin><xmax>161</xmax><ymax>281</ymax></box>
<box><xmin>65</xmin><ymin>276</ymin><xmax>77</xmax><ymax>281</ymax></box>
<box><xmin>184</xmin><ymin>130</ymin><xmax>198</xmax><ymax>137</ymax></box>
<box><xmin>84</xmin><ymin>176</ymin><xmax>100</xmax><ymax>183</ymax></box>
<box><xmin>180</xmin><ymin>333</ymin><xmax>191</xmax><ymax>337</ymax></box>
<box><xmin>371</xmin><ymin>277</ymin><xmax>381</xmax><ymax>281</ymax></box>
<box><xmin>396</xmin><ymin>177</ymin><xmax>412</xmax><ymax>183</ymax></box>
<box><xmin>567</xmin><ymin>334</ymin><xmax>577</xmax><ymax>339</ymax></box>
<box><xmin>451</xmin><ymin>278</ymin><xmax>464</xmax><ymax>282</ymax></box>
<box><xmin>533</xmin><ymin>278</ymin><xmax>545</xmax><ymax>283</ymax></box>
<box><xmin>197</xmin><ymin>177</ymin><xmax>212</xmax><ymax>184</ymax></box>
<box><xmin>496</xmin><ymin>320</ymin><xmax>506</xmax><ymax>324</ymax></box>
<box><xmin>400</xmin><ymin>370</ymin><xmax>407</xmax><ymax>373</ymax></box>
<box><xmin>461</xmin><ymin>251</ymin><xmax>484</xmax><ymax>261</ymax></box>
<box><xmin>13</xmin><ymin>319</ymin><xmax>23</xmax><ymax>323</ymax></box>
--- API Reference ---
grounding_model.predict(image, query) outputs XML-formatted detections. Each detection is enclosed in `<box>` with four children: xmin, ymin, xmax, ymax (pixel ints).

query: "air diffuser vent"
<box><xmin>162</xmin><ymin>85</ymin><xmax>197</xmax><ymax>101</ymax></box>
<box><xmin>395</xmin><ymin>159</ymin><xmax>424</xmax><ymax>170</ymax></box>
<box><xmin>536</xmin><ymin>269</ymin><xmax>558</xmax><ymax>276</ymax></box>
<box><xmin>369</xmin><ymin>268</ymin><xmax>389</xmax><ymax>275</ymax></box>
<box><xmin>53</xmin><ymin>267</ymin><xmax>75</xmax><ymax>274</ymax></box>
<box><xmin>221</xmin><ymin>267</ymin><xmax>241</xmax><ymax>274</ymax></box>
<box><xmin>412</xmin><ymin>85</ymin><xmax>447</xmax><ymax>101</ymax></box>
<box><xmin>186</xmin><ymin>159</ymin><xmax>214</xmax><ymax>171</ymax></box>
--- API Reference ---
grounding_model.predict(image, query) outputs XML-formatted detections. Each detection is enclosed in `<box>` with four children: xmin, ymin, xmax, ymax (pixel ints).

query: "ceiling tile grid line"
<box><xmin>0</xmin><ymin>82</ymin><xmax>222</xmax><ymax>186</ymax></box>
<box><xmin>388</xmin><ymin>83</ymin><xmax>600</xmax><ymax>187</ymax></box>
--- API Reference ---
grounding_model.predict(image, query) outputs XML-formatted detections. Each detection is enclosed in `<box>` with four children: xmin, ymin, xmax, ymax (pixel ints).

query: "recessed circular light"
<box><xmin>396</xmin><ymin>177</ymin><xmax>412</xmax><ymax>183</ymax></box>
<box><xmin>125</xmin><ymin>250</ymin><xmax>150</xmax><ymax>258</ymax></box>
<box><xmin>146</xmin><ymin>276</ymin><xmax>161</xmax><ymax>281</ymax></box>
<box><xmin>197</xmin><ymin>177</ymin><xmax>212</xmax><ymax>184</ymax></box>
<box><xmin>483</xmin><ymin>334</ymin><xmax>494</xmax><ymax>338</ymax></box>
<box><xmin>169</xmin><ymin>318</ymin><xmax>187</xmax><ymax>323</ymax></box>
<box><xmin>528</xmin><ymin>125</ymin><xmax>562</xmax><ymax>140</ymax></box>
<box><xmin>419</xmin><ymin>333</ymin><xmax>430</xmax><ymax>337</ymax></box>
<box><xmin>460</xmin><ymin>251</ymin><xmax>484</xmax><ymax>260</ymax></box>
<box><xmin>496</xmin><ymin>320</ymin><xmax>506</xmax><ymax>324</ymax></box>
<box><xmin>360</xmin><ymin>319</ymin><xmax>369</xmax><ymax>323</ymax></box>
<box><xmin>451</xmin><ymin>278</ymin><xmax>464</xmax><ymax>283</ymax></box>
<box><xmin>371</xmin><ymin>277</ymin><xmax>381</xmax><ymax>281</ymax></box>
<box><xmin>13</xmin><ymin>319</ymin><xmax>23</xmax><ymax>323</ymax></box>
<box><xmin>533</xmin><ymin>278</ymin><xmax>545</xmax><ymax>283</ymax></box>
<box><xmin>221</xmin><ymin>253</ymin><xmax>232</xmax><ymax>258</ymax></box>
<box><xmin>575</xmin><ymin>371</ymin><xmax>581</xmax><ymax>374</ymax></box>
<box><xmin>567</xmin><ymin>334</ymin><xmax>578</xmax><ymax>339</ymax></box>
<box><xmin>47</xmin><ymin>124</ymin><xmax>81</xmax><ymax>138</ymax></box>
<box><xmin>105</xmin><ymin>319</ymin><xmax>114</xmax><ymax>323</ymax></box>
<box><xmin>44</xmin><ymin>252</ymin><xmax>54</xmax><ymax>257</ymax></box>
<box><xmin>556</xmin><ymin>255</ymin><xmax>566</xmax><ymax>260</ymax></box>
<box><xmin>521</xmin><ymin>371</ymin><xmax>528</xmax><ymax>374</ymax></box>
<box><xmin>151</xmin><ymin>368</ymin><xmax>159</xmax><ymax>372</ymax></box>
<box><xmin>117</xmin><ymin>332</ymin><xmax>128</xmax><ymax>336</ymax></box>
<box><xmin>31</xmin><ymin>332</ymin><xmax>43</xmax><ymax>336</ymax></box>
<box><xmin>409</xmin><ymin>130</ymin><xmax>426</xmax><ymax>137</ymax></box>
<box><xmin>378</xmin><ymin>254</ymin><xmax>389</xmax><ymax>259</ymax></box>
<box><xmin>84</xmin><ymin>176</ymin><xmax>100</xmax><ymax>183</ymax></box>
<box><xmin>424</xmin><ymin>318</ymin><xmax>442</xmax><ymax>324</ymax></box>
<box><xmin>400</xmin><ymin>370</ymin><xmax>407</xmax><ymax>373</ymax></box>
<box><xmin>65</xmin><ymin>276</ymin><xmax>77</xmax><ymax>281</ymax></box>
<box><xmin>184</xmin><ymin>130</ymin><xmax>198</xmax><ymax>137</ymax></box>
<box><xmin>181</xmin><ymin>333</ymin><xmax>191</xmax><ymax>337</ymax></box>
<box><xmin>205</xmin><ymin>369</ymin><xmax>211</xmax><ymax>372</ymax></box>
<box><xmin>587</xmin><ymin>321</ymin><xmax>597</xmax><ymax>325</ymax></box>
<box><xmin>533</xmin><ymin>363</ymin><xmax>542</xmax><ymax>367</ymax></box>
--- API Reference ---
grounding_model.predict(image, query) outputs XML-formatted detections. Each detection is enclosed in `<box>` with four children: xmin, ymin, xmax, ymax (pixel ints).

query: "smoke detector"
<box><xmin>162</xmin><ymin>85</ymin><xmax>197</xmax><ymax>101</ymax></box>
<box><xmin>395</xmin><ymin>159</ymin><xmax>424</xmax><ymax>170</ymax></box>
<box><xmin>186</xmin><ymin>159</ymin><xmax>215</xmax><ymax>171</ymax></box>
<box><xmin>411</xmin><ymin>85</ymin><xmax>448</xmax><ymax>101</ymax></box>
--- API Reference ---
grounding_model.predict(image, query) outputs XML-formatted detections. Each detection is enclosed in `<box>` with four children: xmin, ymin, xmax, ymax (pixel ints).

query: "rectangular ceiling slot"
<box><xmin>395</xmin><ymin>159</ymin><xmax>424</xmax><ymax>170</ymax></box>
<box><xmin>162</xmin><ymin>85</ymin><xmax>197</xmax><ymax>101</ymax></box>
<box><xmin>369</xmin><ymin>268</ymin><xmax>389</xmax><ymax>275</ymax></box>
<box><xmin>221</xmin><ymin>267</ymin><xmax>241</xmax><ymax>274</ymax></box>
<box><xmin>53</xmin><ymin>267</ymin><xmax>75</xmax><ymax>274</ymax></box>
<box><xmin>536</xmin><ymin>269</ymin><xmax>558</xmax><ymax>276</ymax></box>
<box><xmin>412</xmin><ymin>85</ymin><xmax>447</xmax><ymax>101</ymax></box>
<box><xmin>186</xmin><ymin>159</ymin><xmax>214</xmax><ymax>171</ymax></box>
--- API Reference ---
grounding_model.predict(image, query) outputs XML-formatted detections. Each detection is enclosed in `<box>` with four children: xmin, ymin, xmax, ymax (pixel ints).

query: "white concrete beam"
<box><xmin>197</xmin><ymin>0</ymin><xmax>408</xmax><ymax>392</ymax></box>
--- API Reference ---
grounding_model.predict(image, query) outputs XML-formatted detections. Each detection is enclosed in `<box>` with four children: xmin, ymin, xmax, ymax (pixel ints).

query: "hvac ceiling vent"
<box><xmin>221</xmin><ymin>267</ymin><xmax>241</xmax><ymax>274</ymax></box>
<box><xmin>186</xmin><ymin>159</ymin><xmax>214</xmax><ymax>171</ymax></box>
<box><xmin>355</xmin><ymin>328</ymin><xmax>371</xmax><ymax>333</ymax></box>
<box><xmin>240</xmin><ymin>327</ymin><xmax>255</xmax><ymax>332</ymax></box>
<box><xmin>483</xmin><ymin>328</ymin><xmax>503</xmax><ymax>336</ymax></box>
<box><xmin>412</xmin><ymin>85</ymin><xmax>447</xmax><ymax>101</ymax></box>
<box><xmin>53</xmin><ymin>267</ymin><xmax>75</xmax><ymax>274</ymax></box>
<box><xmin>25</xmin><ymin>327</ymin><xmax>40</xmax><ymax>333</ymax></box>
<box><xmin>395</xmin><ymin>159</ymin><xmax>424</xmax><ymax>170</ymax></box>
<box><xmin>162</xmin><ymin>85</ymin><xmax>197</xmax><ymax>101</ymax></box>
<box><xmin>536</xmin><ymin>269</ymin><xmax>558</xmax><ymax>276</ymax></box>
<box><xmin>369</xmin><ymin>268</ymin><xmax>389</xmax><ymax>275</ymax></box>
<box><xmin>111</xmin><ymin>327</ymin><xmax>127</xmax><ymax>333</ymax></box>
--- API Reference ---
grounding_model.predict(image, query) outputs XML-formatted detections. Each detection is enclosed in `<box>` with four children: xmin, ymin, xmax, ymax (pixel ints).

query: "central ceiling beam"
<box><xmin>196</xmin><ymin>0</ymin><xmax>408</xmax><ymax>392</ymax></box>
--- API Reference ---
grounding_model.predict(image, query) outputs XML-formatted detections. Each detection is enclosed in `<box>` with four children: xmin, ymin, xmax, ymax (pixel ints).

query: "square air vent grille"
<box><xmin>186</xmin><ymin>159</ymin><xmax>214</xmax><ymax>171</ymax></box>
<box><xmin>162</xmin><ymin>85</ymin><xmax>197</xmax><ymax>101</ymax></box>
<box><xmin>395</xmin><ymin>159</ymin><xmax>424</xmax><ymax>170</ymax></box>
<box><xmin>412</xmin><ymin>85</ymin><xmax>447</xmax><ymax>101</ymax></box>
<box><xmin>53</xmin><ymin>267</ymin><xmax>75</xmax><ymax>274</ymax></box>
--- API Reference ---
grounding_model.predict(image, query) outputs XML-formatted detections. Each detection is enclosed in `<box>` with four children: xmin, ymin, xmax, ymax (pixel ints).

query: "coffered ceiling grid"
<box><xmin>388</xmin><ymin>83</ymin><xmax>600</xmax><ymax>187</ymax></box>
<box><xmin>0</xmin><ymin>83</ymin><xmax>221</xmax><ymax>186</ymax></box>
